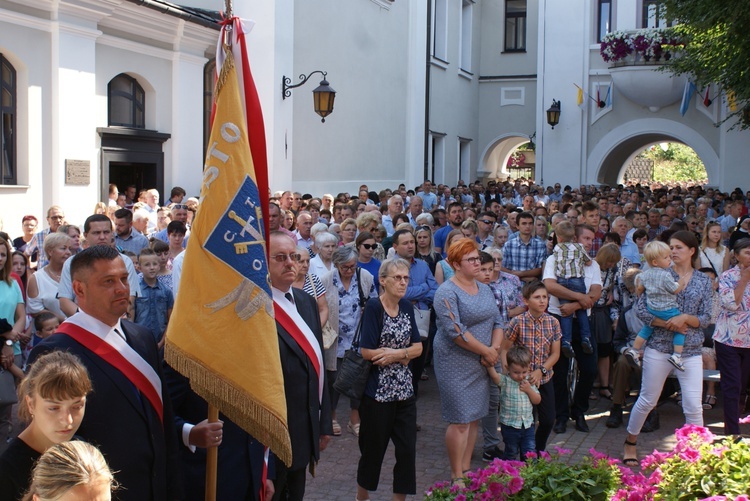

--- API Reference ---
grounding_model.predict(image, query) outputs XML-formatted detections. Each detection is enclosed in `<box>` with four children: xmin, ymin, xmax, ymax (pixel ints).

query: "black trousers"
<box><xmin>357</xmin><ymin>395</ymin><xmax>417</xmax><ymax>495</ymax></box>
<box><xmin>272</xmin><ymin>463</ymin><xmax>306</xmax><ymax>501</ymax></box>
<box><xmin>551</xmin><ymin>314</ymin><xmax>598</xmax><ymax>421</ymax></box>
<box><xmin>535</xmin><ymin>380</ymin><xmax>556</xmax><ymax>452</ymax></box>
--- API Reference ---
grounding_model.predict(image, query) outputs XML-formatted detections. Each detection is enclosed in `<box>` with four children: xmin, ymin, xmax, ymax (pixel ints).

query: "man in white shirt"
<box><xmin>543</xmin><ymin>223</ymin><xmax>602</xmax><ymax>434</ymax></box>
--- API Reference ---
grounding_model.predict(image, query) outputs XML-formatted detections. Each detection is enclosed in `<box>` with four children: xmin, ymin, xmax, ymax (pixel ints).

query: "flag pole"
<box><xmin>204</xmin><ymin>0</ymin><xmax>233</xmax><ymax>498</ymax></box>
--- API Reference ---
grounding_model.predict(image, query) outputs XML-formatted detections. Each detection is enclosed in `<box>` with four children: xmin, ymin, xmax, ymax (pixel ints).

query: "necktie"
<box><xmin>285</xmin><ymin>292</ymin><xmax>294</xmax><ymax>305</ymax></box>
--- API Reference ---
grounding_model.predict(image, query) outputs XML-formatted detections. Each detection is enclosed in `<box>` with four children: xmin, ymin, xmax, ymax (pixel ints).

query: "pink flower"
<box><xmin>539</xmin><ymin>450</ymin><xmax>551</xmax><ymax>460</ymax></box>
<box><xmin>554</xmin><ymin>445</ymin><xmax>572</xmax><ymax>456</ymax></box>
<box><xmin>675</xmin><ymin>424</ymin><xmax>714</xmax><ymax>445</ymax></box>
<box><xmin>589</xmin><ymin>448</ymin><xmax>609</xmax><ymax>461</ymax></box>
<box><xmin>525</xmin><ymin>451</ymin><xmax>538</xmax><ymax>460</ymax></box>
<box><xmin>506</xmin><ymin>475</ymin><xmax>524</xmax><ymax>494</ymax></box>
<box><xmin>734</xmin><ymin>496</ymin><xmax>750</xmax><ymax>501</ymax></box>
<box><xmin>699</xmin><ymin>497</ymin><xmax>727</xmax><ymax>501</ymax></box>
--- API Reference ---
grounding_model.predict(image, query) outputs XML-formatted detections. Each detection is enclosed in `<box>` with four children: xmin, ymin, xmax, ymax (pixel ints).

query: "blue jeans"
<box><xmin>557</xmin><ymin>277</ymin><xmax>592</xmax><ymax>345</ymax></box>
<box><xmin>637</xmin><ymin>306</ymin><xmax>684</xmax><ymax>347</ymax></box>
<box><xmin>501</xmin><ymin>423</ymin><xmax>536</xmax><ymax>460</ymax></box>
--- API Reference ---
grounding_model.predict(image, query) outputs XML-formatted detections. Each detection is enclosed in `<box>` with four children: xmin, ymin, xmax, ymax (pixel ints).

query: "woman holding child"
<box><xmin>623</xmin><ymin>231</ymin><xmax>712</xmax><ymax>466</ymax></box>
<box><xmin>433</xmin><ymin>238</ymin><xmax>503</xmax><ymax>485</ymax></box>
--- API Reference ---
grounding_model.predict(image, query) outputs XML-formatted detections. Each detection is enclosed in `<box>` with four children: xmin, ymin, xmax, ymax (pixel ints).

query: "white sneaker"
<box><xmin>624</xmin><ymin>348</ymin><xmax>641</xmax><ymax>368</ymax></box>
<box><xmin>668</xmin><ymin>353</ymin><xmax>685</xmax><ymax>371</ymax></box>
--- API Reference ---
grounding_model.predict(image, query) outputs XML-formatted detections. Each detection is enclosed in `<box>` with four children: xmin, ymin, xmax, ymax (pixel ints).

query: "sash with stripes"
<box><xmin>56</xmin><ymin>322</ymin><xmax>164</xmax><ymax>424</ymax></box>
<box><xmin>273</xmin><ymin>299</ymin><xmax>323</xmax><ymax>403</ymax></box>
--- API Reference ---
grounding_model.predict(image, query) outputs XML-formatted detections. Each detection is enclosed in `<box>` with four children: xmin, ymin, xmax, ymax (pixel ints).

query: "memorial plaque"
<box><xmin>65</xmin><ymin>159</ymin><xmax>90</xmax><ymax>185</ymax></box>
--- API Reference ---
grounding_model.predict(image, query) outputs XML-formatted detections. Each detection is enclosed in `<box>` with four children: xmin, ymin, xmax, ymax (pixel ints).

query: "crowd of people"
<box><xmin>0</xmin><ymin>177</ymin><xmax>749</xmax><ymax>499</ymax></box>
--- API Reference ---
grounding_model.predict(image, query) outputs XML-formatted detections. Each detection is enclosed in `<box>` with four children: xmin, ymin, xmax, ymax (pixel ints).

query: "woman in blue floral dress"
<box><xmin>356</xmin><ymin>258</ymin><xmax>423</xmax><ymax>501</ymax></box>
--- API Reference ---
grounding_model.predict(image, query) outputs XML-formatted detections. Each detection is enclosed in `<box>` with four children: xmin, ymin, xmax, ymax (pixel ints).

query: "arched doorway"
<box><xmin>479</xmin><ymin>134</ymin><xmax>536</xmax><ymax>181</ymax></box>
<box><xmin>588</xmin><ymin>119</ymin><xmax>718</xmax><ymax>186</ymax></box>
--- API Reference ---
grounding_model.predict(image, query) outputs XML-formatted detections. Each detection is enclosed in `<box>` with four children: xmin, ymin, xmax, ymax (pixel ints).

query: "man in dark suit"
<box><xmin>29</xmin><ymin>246</ymin><xmax>182</xmax><ymax>500</ymax></box>
<box><xmin>269</xmin><ymin>231</ymin><xmax>333</xmax><ymax>501</ymax></box>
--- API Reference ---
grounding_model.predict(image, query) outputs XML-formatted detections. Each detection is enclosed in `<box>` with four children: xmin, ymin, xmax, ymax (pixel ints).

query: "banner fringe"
<box><xmin>165</xmin><ymin>342</ymin><xmax>292</xmax><ymax>466</ymax></box>
<box><xmin>214</xmin><ymin>47</ymin><xmax>235</xmax><ymax>97</ymax></box>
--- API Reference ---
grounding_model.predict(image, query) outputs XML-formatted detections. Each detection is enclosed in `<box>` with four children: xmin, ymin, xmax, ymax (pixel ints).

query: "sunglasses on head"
<box><xmin>172</xmin><ymin>204</ymin><xmax>189</xmax><ymax>210</ymax></box>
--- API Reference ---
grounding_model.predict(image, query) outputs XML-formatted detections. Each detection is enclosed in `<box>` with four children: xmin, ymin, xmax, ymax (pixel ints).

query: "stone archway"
<box><xmin>588</xmin><ymin>118</ymin><xmax>718</xmax><ymax>186</ymax></box>
<box><xmin>479</xmin><ymin>134</ymin><xmax>535</xmax><ymax>180</ymax></box>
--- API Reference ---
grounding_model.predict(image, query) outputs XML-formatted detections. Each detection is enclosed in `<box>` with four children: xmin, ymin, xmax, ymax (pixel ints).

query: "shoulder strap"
<box><xmin>356</xmin><ymin>267</ymin><xmax>367</xmax><ymax>308</ymax></box>
<box><xmin>701</xmin><ymin>249</ymin><xmax>718</xmax><ymax>275</ymax></box>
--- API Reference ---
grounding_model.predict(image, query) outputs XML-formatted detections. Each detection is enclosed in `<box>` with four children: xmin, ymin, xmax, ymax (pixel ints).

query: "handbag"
<box><xmin>414</xmin><ymin>308</ymin><xmax>431</xmax><ymax>341</ymax></box>
<box><xmin>0</xmin><ymin>367</ymin><xmax>18</xmax><ymax>405</ymax></box>
<box><xmin>333</xmin><ymin>318</ymin><xmax>371</xmax><ymax>400</ymax></box>
<box><xmin>308</xmin><ymin>274</ymin><xmax>337</xmax><ymax>349</ymax></box>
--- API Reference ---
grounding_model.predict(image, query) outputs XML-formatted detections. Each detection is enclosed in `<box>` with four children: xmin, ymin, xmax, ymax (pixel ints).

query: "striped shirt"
<box><xmin>553</xmin><ymin>242</ymin><xmax>591</xmax><ymax>279</ymax></box>
<box><xmin>497</xmin><ymin>373</ymin><xmax>538</xmax><ymax>429</ymax></box>
<box><xmin>504</xmin><ymin>311</ymin><xmax>561</xmax><ymax>385</ymax></box>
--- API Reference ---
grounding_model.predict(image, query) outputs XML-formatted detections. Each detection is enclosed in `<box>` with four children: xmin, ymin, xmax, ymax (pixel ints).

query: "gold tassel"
<box><xmin>165</xmin><ymin>343</ymin><xmax>292</xmax><ymax>466</ymax></box>
<box><xmin>213</xmin><ymin>46</ymin><xmax>235</xmax><ymax>98</ymax></box>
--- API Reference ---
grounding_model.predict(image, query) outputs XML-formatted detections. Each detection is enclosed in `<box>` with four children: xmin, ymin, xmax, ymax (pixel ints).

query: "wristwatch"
<box><xmin>4</xmin><ymin>339</ymin><xmax>12</xmax><ymax>346</ymax></box>
<box><xmin>539</xmin><ymin>366</ymin><xmax>548</xmax><ymax>376</ymax></box>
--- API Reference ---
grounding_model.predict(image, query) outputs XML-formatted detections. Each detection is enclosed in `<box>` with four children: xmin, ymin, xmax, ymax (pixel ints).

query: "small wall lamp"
<box><xmin>282</xmin><ymin>71</ymin><xmax>336</xmax><ymax>122</ymax></box>
<box><xmin>546</xmin><ymin>99</ymin><xmax>561</xmax><ymax>129</ymax></box>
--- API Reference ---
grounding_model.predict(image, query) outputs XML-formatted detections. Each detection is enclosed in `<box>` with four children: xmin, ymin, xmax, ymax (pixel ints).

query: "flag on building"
<box><xmin>680</xmin><ymin>80</ymin><xmax>696</xmax><ymax>116</ymax></box>
<box><xmin>703</xmin><ymin>85</ymin><xmax>712</xmax><ymax>107</ymax></box>
<box><xmin>576</xmin><ymin>85</ymin><xmax>587</xmax><ymax>110</ymax></box>
<box><xmin>164</xmin><ymin>18</ymin><xmax>291</xmax><ymax>466</ymax></box>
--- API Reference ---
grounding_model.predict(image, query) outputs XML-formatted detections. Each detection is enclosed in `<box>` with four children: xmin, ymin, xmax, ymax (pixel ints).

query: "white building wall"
<box><xmin>289</xmin><ymin>0</ymin><xmax>425</xmax><ymax>196</ymax></box>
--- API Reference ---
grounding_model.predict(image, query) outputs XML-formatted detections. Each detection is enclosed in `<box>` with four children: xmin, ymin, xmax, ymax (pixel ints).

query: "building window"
<box><xmin>108</xmin><ymin>73</ymin><xmax>145</xmax><ymax>128</ymax></box>
<box><xmin>1</xmin><ymin>53</ymin><xmax>16</xmax><ymax>185</ymax></box>
<box><xmin>203</xmin><ymin>59</ymin><xmax>216</xmax><ymax>156</ymax></box>
<box><xmin>432</xmin><ymin>0</ymin><xmax>448</xmax><ymax>61</ymax></box>
<box><xmin>642</xmin><ymin>1</ymin><xmax>670</xmax><ymax>28</ymax></box>
<box><xmin>598</xmin><ymin>0</ymin><xmax>612</xmax><ymax>42</ymax></box>
<box><xmin>504</xmin><ymin>0</ymin><xmax>527</xmax><ymax>52</ymax></box>
<box><xmin>460</xmin><ymin>1</ymin><xmax>473</xmax><ymax>72</ymax></box>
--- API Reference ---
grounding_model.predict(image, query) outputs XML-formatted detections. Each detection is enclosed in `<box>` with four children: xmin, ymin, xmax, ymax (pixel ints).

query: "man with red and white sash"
<box><xmin>29</xmin><ymin>245</ymin><xmax>182</xmax><ymax>500</ymax></box>
<box><xmin>269</xmin><ymin>231</ymin><xmax>333</xmax><ymax>501</ymax></box>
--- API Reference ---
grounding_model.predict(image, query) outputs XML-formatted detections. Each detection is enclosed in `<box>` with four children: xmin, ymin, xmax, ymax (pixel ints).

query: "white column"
<box><xmin>234</xmin><ymin>0</ymin><xmax>295</xmax><ymax>193</ymax></box>
<box><xmin>55</xmin><ymin>21</ymin><xmax>101</xmax><ymax>223</ymax></box>
<box><xmin>171</xmin><ymin>51</ymin><xmax>207</xmax><ymax>197</ymax></box>
<box><xmin>405</xmin><ymin>0</ymin><xmax>428</xmax><ymax>188</ymax></box>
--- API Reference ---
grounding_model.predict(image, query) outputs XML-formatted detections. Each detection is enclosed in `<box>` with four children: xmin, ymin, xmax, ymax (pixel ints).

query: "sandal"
<box><xmin>600</xmin><ymin>388</ymin><xmax>613</xmax><ymax>400</ymax></box>
<box><xmin>623</xmin><ymin>439</ymin><xmax>639</xmax><ymax>467</ymax></box>
<box><xmin>703</xmin><ymin>394</ymin><xmax>717</xmax><ymax>410</ymax></box>
<box><xmin>332</xmin><ymin>420</ymin><xmax>342</xmax><ymax>436</ymax></box>
<box><xmin>347</xmin><ymin>421</ymin><xmax>361</xmax><ymax>437</ymax></box>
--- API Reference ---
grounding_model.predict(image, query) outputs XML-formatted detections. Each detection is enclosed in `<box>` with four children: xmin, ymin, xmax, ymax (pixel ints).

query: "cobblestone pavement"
<box><xmin>305</xmin><ymin>366</ymin><xmax>728</xmax><ymax>500</ymax></box>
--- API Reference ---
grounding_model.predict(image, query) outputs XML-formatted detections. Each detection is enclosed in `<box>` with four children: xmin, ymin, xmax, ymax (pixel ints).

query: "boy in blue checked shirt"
<box><xmin>134</xmin><ymin>248</ymin><xmax>173</xmax><ymax>352</ymax></box>
<box><xmin>488</xmin><ymin>344</ymin><xmax>541</xmax><ymax>460</ymax></box>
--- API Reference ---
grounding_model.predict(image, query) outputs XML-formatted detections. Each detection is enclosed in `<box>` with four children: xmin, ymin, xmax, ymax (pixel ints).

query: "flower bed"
<box><xmin>425</xmin><ymin>425</ymin><xmax>750</xmax><ymax>500</ymax></box>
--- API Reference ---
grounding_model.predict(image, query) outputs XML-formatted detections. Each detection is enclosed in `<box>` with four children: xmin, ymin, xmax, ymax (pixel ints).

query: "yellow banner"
<box><xmin>165</xmin><ymin>51</ymin><xmax>291</xmax><ymax>466</ymax></box>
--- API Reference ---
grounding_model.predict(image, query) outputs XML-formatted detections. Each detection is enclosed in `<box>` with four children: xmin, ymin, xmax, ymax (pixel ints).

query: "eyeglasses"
<box><xmin>462</xmin><ymin>256</ymin><xmax>481</xmax><ymax>264</ymax></box>
<box><xmin>49</xmin><ymin>215</ymin><xmax>65</xmax><ymax>220</ymax></box>
<box><xmin>493</xmin><ymin>258</ymin><xmax>502</xmax><ymax>264</ymax></box>
<box><xmin>339</xmin><ymin>264</ymin><xmax>357</xmax><ymax>272</ymax></box>
<box><xmin>479</xmin><ymin>219</ymin><xmax>495</xmax><ymax>225</ymax></box>
<box><xmin>172</xmin><ymin>204</ymin><xmax>189</xmax><ymax>210</ymax></box>
<box><xmin>360</xmin><ymin>243</ymin><xmax>377</xmax><ymax>250</ymax></box>
<box><xmin>387</xmin><ymin>275</ymin><xmax>409</xmax><ymax>282</ymax></box>
<box><xmin>270</xmin><ymin>253</ymin><xmax>301</xmax><ymax>263</ymax></box>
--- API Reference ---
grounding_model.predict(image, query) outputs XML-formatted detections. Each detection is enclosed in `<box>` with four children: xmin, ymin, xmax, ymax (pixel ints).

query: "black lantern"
<box><xmin>312</xmin><ymin>78</ymin><xmax>336</xmax><ymax>122</ymax></box>
<box><xmin>282</xmin><ymin>70</ymin><xmax>336</xmax><ymax>123</ymax></box>
<box><xmin>546</xmin><ymin>99</ymin><xmax>561</xmax><ymax>129</ymax></box>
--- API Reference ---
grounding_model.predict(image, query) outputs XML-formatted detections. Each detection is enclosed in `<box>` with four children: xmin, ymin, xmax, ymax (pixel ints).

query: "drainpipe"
<box><xmin>423</xmin><ymin>0</ymin><xmax>432</xmax><ymax>182</ymax></box>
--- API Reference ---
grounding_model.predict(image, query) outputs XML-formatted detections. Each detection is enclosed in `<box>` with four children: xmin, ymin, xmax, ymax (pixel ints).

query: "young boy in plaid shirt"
<box><xmin>488</xmin><ymin>344</ymin><xmax>540</xmax><ymax>460</ymax></box>
<box><xmin>500</xmin><ymin>281</ymin><xmax>561</xmax><ymax>453</ymax></box>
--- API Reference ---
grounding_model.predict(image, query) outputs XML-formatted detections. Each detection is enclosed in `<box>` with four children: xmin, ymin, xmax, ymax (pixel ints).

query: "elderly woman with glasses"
<box><xmin>320</xmin><ymin>246</ymin><xmax>377</xmax><ymax>437</ymax></box>
<box><xmin>355</xmin><ymin>258</ymin><xmax>423</xmax><ymax>501</ymax></box>
<box><xmin>433</xmin><ymin>238</ymin><xmax>503</xmax><ymax>485</ymax></box>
